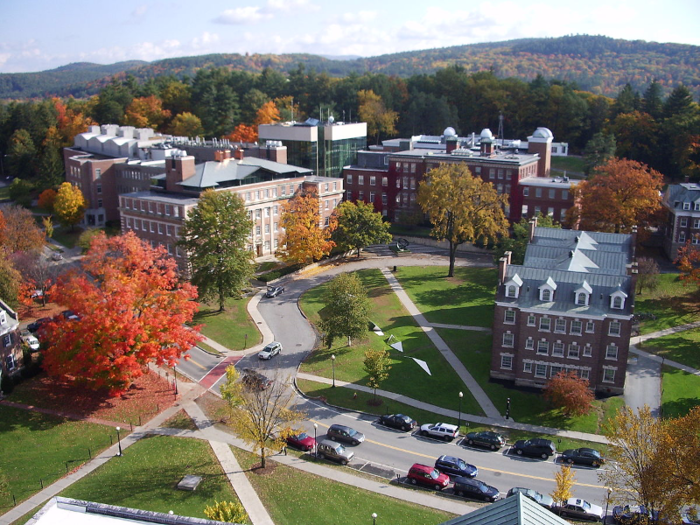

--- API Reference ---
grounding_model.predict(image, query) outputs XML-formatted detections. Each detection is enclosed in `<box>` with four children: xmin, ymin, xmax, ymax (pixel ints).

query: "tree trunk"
<box><xmin>356</xmin><ymin>247</ymin><xmax>361</xmax><ymax>257</ymax></box>
<box><xmin>261</xmin><ymin>446</ymin><xmax>266</xmax><ymax>468</ymax></box>
<box><xmin>448</xmin><ymin>241</ymin><xmax>457</xmax><ymax>277</ymax></box>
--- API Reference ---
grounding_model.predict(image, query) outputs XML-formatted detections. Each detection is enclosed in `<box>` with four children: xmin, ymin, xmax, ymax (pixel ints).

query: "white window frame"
<box><xmin>525</xmin><ymin>337</ymin><xmax>534</xmax><ymax>350</ymax></box>
<box><xmin>552</xmin><ymin>342</ymin><xmax>565</xmax><ymax>357</ymax></box>
<box><xmin>609</xmin><ymin>321</ymin><xmax>621</xmax><ymax>336</ymax></box>
<box><xmin>535</xmin><ymin>364</ymin><xmax>547</xmax><ymax>378</ymax></box>
<box><xmin>554</xmin><ymin>318</ymin><xmax>566</xmax><ymax>333</ymax></box>
<box><xmin>504</xmin><ymin>310</ymin><xmax>516</xmax><ymax>324</ymax></box>
<box><xmin>539</xmin><ymin>317</ymin><xmax>551</xmax><ymax>331</ymax></box>
<box><xmin>606</xmin><ymin>344</ymin><xmax>619</xmax><ymax>360</ymax></box>
<box><xmin>502</xmin><ymin>332</ymin><xmax>514</xmax><ymax>347</ymax></box>
<box><xmin>603</xmin><ymin>368</ymin><xmax>616</xmax><ymax>383</ymax></box>
<box><xmin>500</xmin><ymin>355</ymin><xmax>513</xmax><ymax>370</ymax></box>
<box><xmin>537</xmin><ymin>340</ymin><xmax>549</xmax><ymax>355</ymax></box>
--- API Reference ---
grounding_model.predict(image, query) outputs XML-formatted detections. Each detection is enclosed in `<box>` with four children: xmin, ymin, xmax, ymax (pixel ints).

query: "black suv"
<box><xmin>434</xmin><ymin>455</ymin><xmax>478</xmax><ymax>479</ymax></box>
<box><xmin>453</xmin><ymin>477</ymin><xmax>499</xmax><ymax>502</ymax></box>
<box><xmin>327</xmin><ymin>424</ymin><xmax>365</xmax><ymax>445</ymax></box>
<box><xmin>512</xmin><ymin>438</ymin><xmax>556</xmax><ymax>459</ymax></box>
<box><xmin>464</xmin><ymin>431</ymin><xmax>506</xmax><ymax>451</ymax></box>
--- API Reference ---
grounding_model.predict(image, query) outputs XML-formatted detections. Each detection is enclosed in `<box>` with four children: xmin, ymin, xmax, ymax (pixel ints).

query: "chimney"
<box><xmin>166</xmin><ymin>155</ymin><xmax>195</xmax><ymax>192</ymax></box>
<box><xmin>480</xmin><ymin>140</ymin><xmax>494</xmax><ymax>157</ymax></box>
<box><xmin>631</xmin><ymin>225</ymin><xmax>638</xmax><ymax>260</ymax></box>
<box><xmin>504</xmin><ymin>250</ymin><xmax>512</xmax><ymax>265</ymax></box>
<box><xmin>446</xmin><ymin>137</ymin><xmax>458</xmax><ymax>154</ymax></box>
<box><xmin>529</xmin><ymin>216</ymin><xmax>538</xmax><ymax>242</ymax></box>
<box><xmin>233</xmin><ymin>147</ymin><xmax>244</xmax><ymax>160</ymax></box>
<box><xmin>498</xmin><ymin>256</ymin><xmax>509</xmax><ymax>284</ymax></box>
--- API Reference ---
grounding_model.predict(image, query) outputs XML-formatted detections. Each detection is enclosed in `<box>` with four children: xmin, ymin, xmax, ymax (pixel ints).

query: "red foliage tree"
<box><xmin>227</xmin><ymin>124</ymin><xmax>258</xmax><ymax>144</ymax></box>
<box><xmin>42</xmin><ymin>232</ymin><xmax>201</xmax><ymax>395</ymax></box>
<box><xmin>38</xmin><ymin>188</ymin><xmax>57</xmax><ymax>212</ymax></box>
<box><xmin>675</xmin><ymin>237</ymin><xmax>700</xmax><ymax>286</ymax></box>
<box><xmin>543</xmin><ymin>371</ymin><xmax>595</xmax><ymax>417</ymax></box>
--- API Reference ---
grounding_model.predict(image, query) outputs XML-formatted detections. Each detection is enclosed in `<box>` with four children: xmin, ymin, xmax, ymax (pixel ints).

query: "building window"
<box><xmin>549</xmin><ymin>189</ymin><xmax>555</xmax><ymax>199</ymax></box>
<box><xmin>568</xmin><ymin>344</ymin><xmax>580</xmax><ymax>359</ymax></box>
<box><xmin>255</xmin><ymin>226</ymin><xmax>261</xmax><ymax>236</ymax></box>
<box><xmin>603</xmin><ymin>368</ymin><xmax>616</xmax><ymax>383</ymax></box>
<box><xmin>358</xmin><ymin>175</ymin><xmax>364</xmax><ymax>185</ymax></box>
<box><xmin>346</xmin><ymin>174</ymin><xmax>352</xmax><ymax>185</ymax></box>
<box><xmin>550</xmin><ymin>365</ymin><xmax>563</xmax><ymax>378</ymax></box>
<box><xmin>612</xmin><ymin>296</ymin><xmax>623</xmax><ymax>309</ymax></box>
<box><xmin>609</xmin><ymin>321</ymin><xmax>621</xmax><ymax>336</ymax></box>
<box><xmin>694</xmin><ymin>219</ymin><xmax>700</xmax><ymax>229</ymax></box>
<box><xmin>264</xmin><ymin>224</ymin><xmax>270</xmax><ymax>234</ymax></box>
<box><xmin>97</xmin><ymin>184</ymin><xmax>102</xmax><ymax>195</ymax></box>
<box><xmin>552</xmin><ymin>342</ymin><xmax>565</xmax><ymax>357</ymax></box>
<box><xmin>158</xmin><ymin>223</ymin><xmax>164</xmax><ymax>234</ymax></box>
<box><xmin>274</xmin><ymin>222</ymin><xmax>278</xmax><ymax>232</ymax></box>
<box><xmin>503</xmin><ymin>332</ymin><xmax>514</xmax><ymax>347</ymax></box>
<box><xmin>489</xmin><ymin>168</ymin><xmax>495</xmax><ymax>180</ymax></box>
<box><xmin>523</xmin><ymin>187</ymin><xmax>529</xmax><ymax>197</ymax></box>
<box><xmin>359</xmin><ymin>191</ymin><xmax>364</xmax><ymax>201</ymax></box>
<box><xmin>525</xmin><ymin>337</ymin><xmax>534</xmax><ymax>350</ymax></box>
<box><xmin>523</xmin><ymin>362</ymin><xmax>533</xmax><ymax>373</ymax></box>
<box><xmin>274</xmin><ymin>205</ymin><xmax>278</xmax><ymax>215</ymax></box>
<box><xmin>541</xmin><ymin>289</ymin><xmax>551</xmax><ymax>302</ymax></box>
<box><xmin>97</xmin><ymin>199</ymin><xmax>103</xmax><ymax>208</ymax></box>
<box><xmin>576</xmin><ymin>292</ymin><xmax>588</xmax><ymax>306</ymax></box>
<box><xmin>527</xmin><ymin>314</ymin><xmax>536</xmax><ymax>327</ymax></box>
<box><xmin>562</xmin><ymin>190</ymin><xmax>568</xmax><ymax>200</ymax></box>
<box><xmin>369</xmin><ymin>192</ymin><xmax>375</xmax><ymax>203</ymax></box>
<box><xmin>606</xmin><ymin>344</ymin><xmax>618</xmax><ymax>360</ymax></box>
<box><xmin>504</xmin><ymin>310</ymin><xmax>516</xmax><ymax>324</ymax></box>
<box><xmin>535</xmin><ymin>364</ymin><xmax>547</xmax><ymax>378</ymax></box>
<box><xmin>680</xmin><ymin>232</ymin><xmax>686</xmax><ymax>243</ymax></box>
<box><xmin>381</xmin><ymin>193</ymin><xmax>387</xmax><ymax>205</ymax></box>
<box><xmin>149</xmin><ymin>222</ymin><xmax>155</xmax><ymax>233</ymax></box>
<box><xmin>554</xmin><ymin>319</ymin><xmax>566</xmax><ymax>333</ymax></box>
<box><xmin>500</xmin><ymin>355</ymin><xmax>513</xmax><ymax>370</ymax></box>
<box><xmin>695</xmin><ymin>202</ymin><xmax>700</xmax><ymax>211</ymax></box>
<box><xmin>580</xmin><ymin>369</ymin><xmax>590</xmax><ymax>380</ymax></box>
<box><xmin>539</xmin><ymin>317</ymin><xmax>551</xmax><ymax>331</ymax></box>
<box><xmin>571</xmin><ymin>320</ymin><xmax>583</xmax><ymax>335</ymax></box>
<box><xmin>585</xmin><ymin>321</ymin><xmax>595</xmax><ymax>333</ymax></box>
<box><xmin>370</xmin><ymin>176</ymin><xmax>376</xmax><ymax>186</ymax></box>
<box><xmin>506</xmin><ymin>285</ymin><xmax>517</xmax><ymax>298</ymax></box>
<box><xmin>382</xmin><ymin>177</ymin><xmax>388</xmax><ymax>186</ymax></box>
<box><xmin>537</xmin><ymin>340</ymin><xmax>549</xmax><ymax>355</ymax></box>
<box><xmin>681</xmin><ymin>217</ymin><xmax>688</xmax><ymax>227</ymax></box>
<box><xmin>583</xmin><ymin>344</ymin><xmax>593</xmax><ymax>357</ymax></box>
<box><xmin>536</xmin><ymin>188</ymin><xmax>542</xmax><ymax>198</ymax></box>
<box><xmin>683</xmin><ymin>202</ymin><xmax>691</xmax><ymax>210</ymax></box>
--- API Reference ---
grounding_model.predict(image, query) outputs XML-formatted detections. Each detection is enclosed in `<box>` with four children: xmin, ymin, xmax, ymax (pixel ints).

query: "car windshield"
<box><xmin>582</xmin><ymin>501</ymin><xmax>591</xmax><ymax>510</ymax></box>
<box><xmin>429</xmin><ymin>469</ymin><xmax>440</xmax><ymax>479</ymax></box>
<box><xmin>296</xmin><ymin>433</ymin><xmax>308</xmax><ymax>440</ymax></box>
<box><xmin>397</xmin><ymin>414</ymin><xmax>408</xmax><ymax>421</ymax></box>
<box><xmin>336</xmin><ymin>444</ymin><xmax>346</xmax><ymax>453</ymax></box>
<box><xmin>458</xmin><ymin>460</ymin><xmax>467</xmax><ymax>469</ymax></box>
<box><xmin>347</xmin><ymin>428</ymin><xmax>357</xmax><ymax>437</ymax></box>
<box><xmin>476</xmin><ymin>481</ymin><xmax>488</xmax><ymax>492</ymax></box>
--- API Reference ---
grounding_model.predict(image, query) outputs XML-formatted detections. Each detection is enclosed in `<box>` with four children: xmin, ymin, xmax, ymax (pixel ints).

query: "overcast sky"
<box><xmin>1</xmin><ymin>0</ymin><xmax>699</xmax><ymax>73</ymax></box>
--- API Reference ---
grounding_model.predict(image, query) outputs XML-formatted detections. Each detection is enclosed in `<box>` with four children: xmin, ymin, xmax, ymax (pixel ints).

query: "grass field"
<box><xmin>59</xmin><ymin>435</ymin><xmax>245</xmax><ymax>521</ymax></box>
<box><xmin>299</xmin><ymin>269</ymin><xmax>485</xmax><ymax>416</ymax></box>
<box><xmin>661</xmin><ymin>365</ymin><xmax>700</xmax><ymax>418</ymax></box>
<box><xmin>634</xmin><ymin>273</ymin><xmax>700</xmax><ymax>334</ymax></box>
<box><xmin>232</xmin><ymin>447</ymin><xmax>456</xmax><ymax>525</ymax></box>
<box><xmin>550</xmin><ymin>155</ymin><xmax>586</xmax><ymax>175</ymax></box>
<box><xmin>0</xmin><ymin>406</ymin><xmax>114</xmax><ymax>510</ymax></box>
<box><xmin>640</xmin><ymin>328</ymin><xmax>700</xmax><ymax>369</ymax></box>
<box><xmin>394</xmin><ymin>266</ymin><xmax>497</xmax><ymax>327</ymax></box>
<box><xmin>192</xmin><ymin>295</ymin><xmax>261</xmax><ymax>350</ymax></box>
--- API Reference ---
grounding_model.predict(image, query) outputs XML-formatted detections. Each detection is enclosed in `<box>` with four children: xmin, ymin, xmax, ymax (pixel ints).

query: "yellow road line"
<box><xmin>310</xmin><ymin>419</ymin><xmax>601</xmax><ymax>489</ymax></box>
<box><xmin>187</xmin><ymin>358</ymin><xmax>208</xmax><ymax>371</ymax></box>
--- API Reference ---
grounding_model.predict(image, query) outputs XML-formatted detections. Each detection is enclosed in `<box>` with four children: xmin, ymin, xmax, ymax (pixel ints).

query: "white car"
<box><xmin>22</xmin><ymin>334</ymin><xmax>40</xmax><ymax>351</ymax></box>
<box><xmin>258</xmin><ymin>341</ymin><xmax>282</xmax><ymax>360</ymax></box>
<box><xmin>419</xmin><ymin>422</ymin><xmax>459</xmax><ymax>441</ymax></box>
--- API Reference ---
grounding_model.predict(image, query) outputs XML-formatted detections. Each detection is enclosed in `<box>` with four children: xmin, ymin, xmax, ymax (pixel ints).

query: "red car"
<box><xmin>286</xmin><ymin>432</ymin><xmax>316</xmax><ymax>452</ymax></box>
<box><xmin>407</xmin><ymin>463</ymin><xmax>450</xmax><ymax>491</ymax></box>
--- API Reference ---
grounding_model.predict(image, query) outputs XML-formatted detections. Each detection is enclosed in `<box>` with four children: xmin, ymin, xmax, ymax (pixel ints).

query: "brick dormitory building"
<box><xmin>490</xmin><ymin>218</ymin><xmax>637</xmax><ymax>395</ymax></box>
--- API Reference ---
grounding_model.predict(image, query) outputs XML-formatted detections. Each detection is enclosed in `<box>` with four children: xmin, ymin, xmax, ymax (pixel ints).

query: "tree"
<box><xmin>0</xmin><ymin>254</ymin><xmax>22</xmax><ymax>307</ymax></box>
<box><xmin>227</xmin><ymin>123</ymin><xmax>258</xmax><ymax>144</ymax></box>
<box><xmin>599</xmin><ymin>406</ymin><xmax>665</xmax><ymax>515</ymax></box>
<box><xmin>122</xmin><ymin>95</ymin><xmax>171</xmax><ymax>131</ymax></box>
<box><xmin>38</xmin><ymin>189</ymin><xmax>57</xmax><ymax>212</ymax></box>
<box><xmin>220</xmin><ymin>365</ymin><xmax>305</xmax><ymax>469</ymax></box>
<box><xmin>204</xmin><ymin>501</ymin><xmax>248</xmax><ymax>523</ymax></box>
<box><xmin>551</xmin><ymin>464</ymin><xmax>576</xmax><ymax>506</ymax></box>
<box><xmin>53</xmin><ymin>182</ymin><xmax>86</xmax><ymax>231</ymax></box>
<box><xmin>494</xmin><ymin>213</ymin><xmax>560</xmax><ymax>265</ymax></box>
<box><xmin>332</xmin><ymin>201</ymin><xmax>392</xmax><ymax>257</ymax></box>
<box><xmin>358</xmin><ymin>89</ymin><xmax>398</xmax><ymax>144</ymax></box>
<box><xmin>571</xmin><ymin>158</ymin><xmax>663</xmax><ymax>235</ymax></box>
<box><xmin>12</xmin><ymin>251</ymin><xmax>60</xmax><ymax>307</ymax></box>
<box><xmin>636</xmin><ymin>257</ymin><xmax>660</xmax><ymax>294</ymax></box>
<box><xmin>320</xmin><ymin>272</ymin><xmax>370</xmax><ymax>347</ymax></box>
<box><xmin>42</xmin><ymin>216</ymin><xmax>54</xmax><ymax>239</ymax></box>
<box><xmin>363</xmin><ymin>349</ymin><xmax>391</xmax><ymax>404</ymax></box>
<box><xmin>178</xmin><ymin>190</ymin><xmax>254</xmax><ymax>312</ymax></box>
<box><xmin>1</xmin><ymin>206</ymin><xmax>45</xmax><ymax>254</ymax></box>
<box><xmin>41</xmin><ymin>232</ymin><xmax>201</xmax><ymax>395</ymax></box>
<box><xmin>417</xmin><ymin>163</ymin><xmax>509</xmax><ymax>277</ymax></box>
<box><xmin>543</xmin><ymin>371</ymin><xmax>594</xmax><ymax>417</ymax></box>
<box><xmin>170</xmin><ymin>112</ymin><xmax>204</xmax><ymax>137</ymax></box>
<box><xmin>583</xmin><ymin>132</ymin><xmax>616</xmax><ymax>174</ymax></box>
<box><xmin>8</xmin><ymin>177</ymin><xmax>34</xmax><ymax>208</ymax></box>
<box><xmin>7</xmin><ymin>129</ymin><xmax>37</xmax><ymax>179</ymax></box>
<box><xmin>77</xmin><ymin>228</ymin><xmax>102</xmax><ymax>253</ymax></box>
<box><xmin>254</xmin><ymin>100</ymin><xmax>281</xmax><ymax>126</ymax></box>
<box><xmin>675</xmin><ymin>239</ymin><xmax>700</xmax><ymax>287</ymax></box>
<box><xmin>279</xmin><ymin>188</ymin><xmax>336</xmax><ymax>264</ymax></box>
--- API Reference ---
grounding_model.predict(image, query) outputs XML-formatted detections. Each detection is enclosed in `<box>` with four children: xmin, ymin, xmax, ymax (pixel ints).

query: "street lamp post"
<box><xmin>372</xmin><ymin>512</ymin><xmax>377</xmax><ymax>525</ymax></box>
<box><xmin>313</xmin><ymin>423</ymin><xmax>318</xmax><ymax>457</ymax></box>
<box><xmin>115</xmin><ymin>426</ymin><xmax>123</xmax><ymax>456</ymax></box>
<box><xmin>457</xmin><ymin>392</ymin><xmax>463</xmax><ymax>432</ymax></box>
<box><xmin>505</xmin><ymin>397</ymin><xmax>511</xmax><ymax>420</ymax></box>
<box><xmin>331</xmin><ymin>354</ymin><xmax>336</xmax><ymax>388</ymax></box>
<box><xmin>173</xmin><ymin>367</ymin><xmax>178</xmax><ymax>395</ymax></box>
<box><xmin>604</xmin><ymin>488</ymin><xmax>612</xmax><ymax>524</ymax></box>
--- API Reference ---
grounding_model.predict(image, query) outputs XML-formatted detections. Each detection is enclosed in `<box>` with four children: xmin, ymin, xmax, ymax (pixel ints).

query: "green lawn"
<box><xmin>389</xmin><ymin>224</ymin><xmax>433</xmax><ymax>238</ymax></box>
<box><xmin>192</xmin><ymin>296</ymin><xmax>261</xmax><ymax>350</ymax></box>
<box><xmin>639</xmin><ymin>328</ymin><xmax>700</xmax><ymax>369</ymax></box>
<box><xmin>299</xmin><ymin>269</ymin><xmax>485</xmax><ymax>416</ymax></box>
<box><xmin>60</xmin><ymin>435</ymin><xmax>246</xmax><ymax>521</ymax></box>
<box><xmin>661</xmin><ymin>365</ymin><xmax>700</xmax><ymax>418</ymax></box>
<box><xmin>50</xmin><ymin>226</ymin><xmax>84</xmax><ymax>249</ymax></box>
<box><xmin>0</xmin><ymin>406</ymin><xmax>114</xmax><ymax>510</ymax></box>
<box><xmin>393</xmin><ymin>266</ymin><xmax>497</xmax><ymax>327</ymax></box>
<box><xmin>550</xmin><ymin>155</ymin><xmax>586</xmax><ymax>175</ymax></box>
<box><xmin>232</xmin><ymin>447</ymin><xmax>456</xmax><ymax>525</ymax></box>
<box><xmin>634</xmin><ymin>273</ymin><xmax>700</xmax><ymax>334</ymax></box>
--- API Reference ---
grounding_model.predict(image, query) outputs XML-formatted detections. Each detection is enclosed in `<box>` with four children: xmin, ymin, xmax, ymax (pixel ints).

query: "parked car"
<box><xmin>51</xmin><ymin>252</ymin><xmax>63</xmax><ymax>261</ymax></box>
<box><xmin>512</xmin><ymin>438</ymin><xmax>556</xmax><ymax>459</ymax></box>
<box><xmin>612</xmin><ymin>504</ymin><xmax>658</xmax><ymax>524</ymax></box>
<box><xmin>60</xmin><ymin>310</ymin><xmax>80</xmax><ymax>321</ymax></box>
<box><xmin>419</xmin><ymin>422</ymin><xmax>459</xmax><ymax>441</ymax></box>
<box><xmin>316</xmin><ymin>439</ymin><xmax>354</xmax><ymax>465</ymax></box>
<box><xmin>327</xmin><ymin>424</ymin><xmax>365</xmax><ymax>445</ymax></box>
<box><xmin>28</xmin><ymin>317</ymin><xmax>50</xmax><ymax>332</ymax></box>
<box><xmin>406</xmin><ymin>463</ymin><xmax>450</xmax><ymax>491</ymax></box>
<box><xmin>434</xmin><ymin>455</ymin><xmax>478</xmax><ymax>479</ymax></box>
<box><xmin>285</xmin><ymin>432</ymin><xmax>316</xmax><ymax>452</ymax></box>
<box><xmin>265</xmin><ymin>286</ymin><xmax>284</xmax><ymax>298</ymax></box>
<box><xmin>22</xmin><ymin>334</ymin><xmax>40</xmax><ymax>351</ymax></box>
<box><xmin>464</xmin><ymin>430</ymin><xmax>506</xmax><ymax>451</ymax></box>
<box><xmin>378</xmin><ymin>413</ymin><xmax>417</xmax><ymax>431</ymax></box>
<box><xmin>556</xmin><ymin>498</ymin><xmax>604</xmax><ymax>521</ymax></box>
<box><xmin>453</xmin><ymin>477</ymin><xmax>500</xmax><ymax>502</ymax></box>
<box><xmin>561</xmin><ymin>447</ymin><xmax>605</xmax><ymax>468</ymax></box>
<box><xmin>506</xmin><ymin>487</ymin><xmax>554</xmax><ymax>509</ymax></box>
<box><xmin>258</xmin><ymin>341</ymin><xmax>282</xmax><ymax>360</ymax></box>
<box><xmin>241</xmin><ymin>369</ymin><xmax>273</xmax><ymax>390</ymax></box>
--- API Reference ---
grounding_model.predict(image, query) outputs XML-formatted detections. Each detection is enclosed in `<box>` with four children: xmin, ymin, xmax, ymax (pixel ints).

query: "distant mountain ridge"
<box><xmin>1</xmin><ymin>35</ymin><xmax>698</xmax><ymax>100</ymax></box>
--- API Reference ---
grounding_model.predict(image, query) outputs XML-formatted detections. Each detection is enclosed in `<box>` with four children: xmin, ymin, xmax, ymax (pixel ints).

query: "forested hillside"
<box><xmin>1</xmin><ymin>35</ymin><xmax>698</xmax><ymax>100</ymax></box>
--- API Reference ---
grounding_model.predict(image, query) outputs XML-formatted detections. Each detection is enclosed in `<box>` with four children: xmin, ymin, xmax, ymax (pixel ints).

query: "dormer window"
<box><xmin>683</xmin><ymin>202</ymin><xmax>691</xmax><ymax>210</ymax></box>
<box><xmin>504</xmin><ymin>274</ymin><xmax>523</xmax><ymax>299</ymax></box>
<box><xmin>538</xmin><ymin>277</ymin><xmax>557</xmax><ymax>302</ymax></box>
<box><xmin>574</xmin><ymin>281</ymin><xmax>592</xmax><ymax>306</ymax></box>
<box><xmin>610</xmin><ymin>289</ymin><xmax>628</xmax><ymax>310</ymax></box>
<box><xmin>695</xmin><ymin>202</ymin><xmax>700</xmax><ymax>211</ymax></box>
<box><xmin>542</xmin><ymin>289</ymin><xmax>552</xmax><ymax>301</ymax></box>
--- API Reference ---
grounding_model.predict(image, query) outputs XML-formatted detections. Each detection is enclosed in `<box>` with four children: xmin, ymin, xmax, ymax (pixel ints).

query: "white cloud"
<box><xmin>341</xmin><ymin>11</ymin><xmax>377</xmax><ymax>24</ymax></box>
<box><xmin>213</xmin><ymin>7</ymin><xmax>273</xmax><ymax>25</ymax></box>
<box><xmin>191</xmin><ymin>32</ymin><xmax>219</xmax><ymax>50</ymax></box>
<box><xmin>265</xmin><ymin>0</ymin><xmax>320</xmax><ymax>13</ymax></box>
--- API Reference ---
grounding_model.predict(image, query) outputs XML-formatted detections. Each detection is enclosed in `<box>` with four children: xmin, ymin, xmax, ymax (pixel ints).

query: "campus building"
<box><xmin>0</xmin><ymin>300</ymin><xmax>22</xmax><ymax>385</ymax></box>
<box><xmin>661</xmin><ymin>182</ymin><xmax>700</xmax><ymax>259</ymax></box>
<box><xmin>490</xmin><ymin>219</ymin><xmax>637</xmax><ymax>395</ymax></box>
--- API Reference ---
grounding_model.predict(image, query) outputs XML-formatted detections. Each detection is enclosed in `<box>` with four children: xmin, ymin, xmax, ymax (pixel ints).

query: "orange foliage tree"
<box><xmin>254</xmin><ymin>101</ymin><xmax>280</xmax><ymax>126</ymax></box>
<box><xmin>41</xmin><ymin>232</ymin><xmax>201</xmax><ymax>395</ymax></box>
<box><xmin>279</xmin><ymin>188</ymin><xmax>336</xmax><ymax>264</ymax></box>
<box><xmin>543</xmin><ymin>371</ymin><xmax>594</xmax><ymax>417</ymax></box>
<box><xmin>123</xmin><ymin>95</ymin><xmax>171</xmax><ymax>131</ymax></box>
<box><xmin>569</xmin><ymin>158</ymin><xmax>664</xmax><ymax>235</ymax></box>
<box><xmin>675</xmin><ymin>238</ymin><xmax>700</xmax><ymax>286</ymax></box>
<box><xmin>228</xmin><ymin>124</ymin><xmax>258</xmax><ymax>144</ymax></box>
<box><xmin>38</xmin><ymin>189</ymin><xmax>57</xmax><ymax>212</ymax></box>
<box><xmin>52</xmin><ymin>98</ymin><xmax>93</xmax><ymax>146</ymax></box>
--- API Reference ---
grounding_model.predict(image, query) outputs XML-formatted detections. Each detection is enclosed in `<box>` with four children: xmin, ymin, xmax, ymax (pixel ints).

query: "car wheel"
<box><xmin>330</xmin><ymin>436</ymin><xmax>336</xmax><ymax>441</ymax></box>
<box><xmin>318</xmin><ymin>453</ymin><xmax>325</xmax><ymax>459</ymax></box>
<box><xmin>542</xmin><ymin>453</ymin><xmax>549</xmax><ymax>460</ymax></box>
<box><xmin>592</xmin><ymin>461</ymin><xmax>600</xmax><ymax>468</ymax></box>
<box><xmin>421</xmin><ymin>430</ymin><xmax>428</xmax><ymax>436</ymax></box>
<box><xmin>516</xmin><ymin>449</ymin><xmax>523</xmax><ymax>455</ymax></box>
<box><xmin>353</xmin><ymin>440</ymin><xmax>359</xmax><ymax>446</ymax></box>
<box><xmin>342</xmin><ymin>460</ymin><xmax>348</xmax><ymax>465</ymax></box>
<box><xmin>304</xmin><ymin>446</ymin><xmax>311</xmax><ymax>452</ymax></box>
<box><xmin>444</xmin><ymin>435</ymin><xmax>451</xmax><ymax>442</ymax></box>
<box><xmin>456</xmin><ymin>490</ymin><xmax>464</xmax><ymax>497</ymax></box>
<box><xmin>490</xmin><ymin>444</ymin><xmax>497</xmax><ymax>451</ymax></box>
<box><xmin>468</xmin><ymin>439</ymin><xmax>474</xmax><ymax>446</ymax></box>
<box><xmin>566</xmin><ymin>458</ymin><xmax>574</xmax><ymax>464</ymax></box>
<box><xmin>410</xmin><ymin>478</ymin><xmax>417</xmax><ymax>485</ymax></box>
<box><xmin>434</xmin><ymin>484</ymin><xmax>442</xmax><ymax>491</ymax></box>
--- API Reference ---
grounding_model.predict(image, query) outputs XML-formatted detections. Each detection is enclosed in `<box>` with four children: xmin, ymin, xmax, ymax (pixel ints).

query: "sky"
<box><xmin>1</xmin><ymin>0</ymin><xmax>699</xmax><ymax>74</ymax></box>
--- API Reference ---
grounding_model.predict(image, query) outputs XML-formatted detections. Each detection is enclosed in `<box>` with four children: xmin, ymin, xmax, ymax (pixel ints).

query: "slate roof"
<box><xmin>663</xmin><ymin>183</ymin><xmax>700</xmax><ymax>209</ymax></box>
<box><xmin>179</xmin><ymin>157</ymin><xmax>313</xmax><ymax>190</ymax></box>
<box><xmin>440</xmin><ymin>492</ymin><xmax>568</xmax><ymax>525</ymax></box>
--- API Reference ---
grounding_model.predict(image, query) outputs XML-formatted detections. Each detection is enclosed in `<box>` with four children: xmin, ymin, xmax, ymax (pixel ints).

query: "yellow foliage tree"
<box><xmin>417</xmin><ymin>163</ymin><xmax>509</xmax><ymax>277</ymax></box>
<box><xmin>279</xmin><ymin>187</ymin><xmax>336</xmax><ymax>264</ymax></box>
<box><xmin>53</xmin><ymin>182</ymin><xmax>86</xmax><ymax>231</ymax></box>
<box><xmin>228</xmin><ymin>124</ymin><xmax>258</xmax><ymax>144</ymax></box>
<box><xmin>551</xmin><ymin>464</ymin><xmax>576</xmax><ymax>506</ymax></box>
<box><xmin>254</xmin><ymin>100</ymin><xmax>281</xmax><ymax>126</ymax></box>
<box><xmin>170</xmin><ymin>112</ymin><xmax>204</xmax><ymax>137</ymax></box>
<box><xmin>122</xmin><ymin>95</ymin><xmax>171</xmax><ymax>131</ymax></box>
<box><xmin>203</xmin><ymin>501</ymin><xmax>248</xmax><ymax>523</ymax></box>
<box><xmin>358</xmin><ymin>89</ymin><xmax>398</xmax><ymax>144</ymax></box>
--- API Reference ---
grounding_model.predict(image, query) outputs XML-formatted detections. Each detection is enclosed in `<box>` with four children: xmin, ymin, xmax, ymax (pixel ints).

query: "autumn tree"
<box><xmin>42</xmin><ymin>216</ymin><xmax>54</xmax><ymax>239</ymax></box>
<box><xmin>204</xmin><ymin>501</ymin><xmax>248</xmax><ymax>524</ymax></box>
<box><xmin>358</xmin><ymin>89</ymin><xmax>398</xmax><ymax>144</ymax></box>
<box><xmin>170</xmin><ymin>112</ymin><xmax>204</xmax><ymax>137</ymax></box>
<box><xmin>332</xmin><ymin>200</ymin><xmax>392</xmax><ymax>257</ymax></box>
<box><xmin>122</xmin><ymin>95</ymin><xmax>171</xmax><ymax>131</ymax></box>
<box><xmin>220</xmin><ymin>365</ymin><xmax>305</xmax><ymax>469</ymax></box>
<box><xmin>494</xmin><ymin>213</ymin><xmax>560</xmax><ymax>265</ymax></box>
<box><xmin>178</xmin><ymin>190</ymin><xmax>253</xmax><ymax>312</ymax></box>
<box><xmin>1</xmin><ymin>206</ymin><xmax>45</xmax><ymax>254</ymax></box>
<box><xmin>279</xmin><ymin>187</ymin><xmax>336</xmax><ymax>264</ymax></box>
<box><xmin>12</xmin><ymin>251</ymin><xmax>60</xmax><ymax>307</ymax></box>
<box><xmin>675</xmin><ymin>239</ymin><xmax>700</xmax><ymax>287</ymax></box>
<box><xmin>53</xmin><ymin>182</ymin><xmax>86</xmax><ymax>231</ymax></box>
<box><xmin>41</xmin><ymin>232</ymin><xmax>201</xmax><ymax>395</ymax></box>
<box><xmin>417</xmin><ymin>163</ymin><xmax>509</xmax><ymax>277</ymax></box>
<box><xmin>320</xmin><ymin>272</ymin><xmax>370</xmax><ymax>347</ymax></box>
<box><xmin>254</xmin><ymin>100</ymin><xmax>281</xmax><ymax>126</ymax></box>
<box><xmin>571</xmin><ymin>158</ymin><xmax>663</xmax><ymax>235</ymax></box>
<box><xmin>38</xmin><ymin>189</ymin><xmax>57</xmax><ymax>212</ymax></box>
<box><xmin>363</xmin><ymin>349</ymin><xmax>391</xmax><ymax>404</ymax></box>
<box><xmin>636</xmin><ymin>257</ymin><xmax>660</xmax><ymax>294</ymax></box>
<box><xmin>551</xmin><ymin>464</ymin><xmax>576</xmax><ymax>506</ymax></box>
<box><xmin>227</xmin><ymin>123</ymin><xmax>258</xmax><ymax>144</ymax></box>
<box><xmin>543</xmin><ymin>371</ymin><xmax>594</xmax><ymax>417</ymax></box>
<box><xmin>77</xmin><ymin>228</ymin><xmax>102</xmax><ymax>253</ymax></box>
<box><xmin>0</xmin><ymin>254</ymin><xmax>22</xmax><ymax>307</ymax></box>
